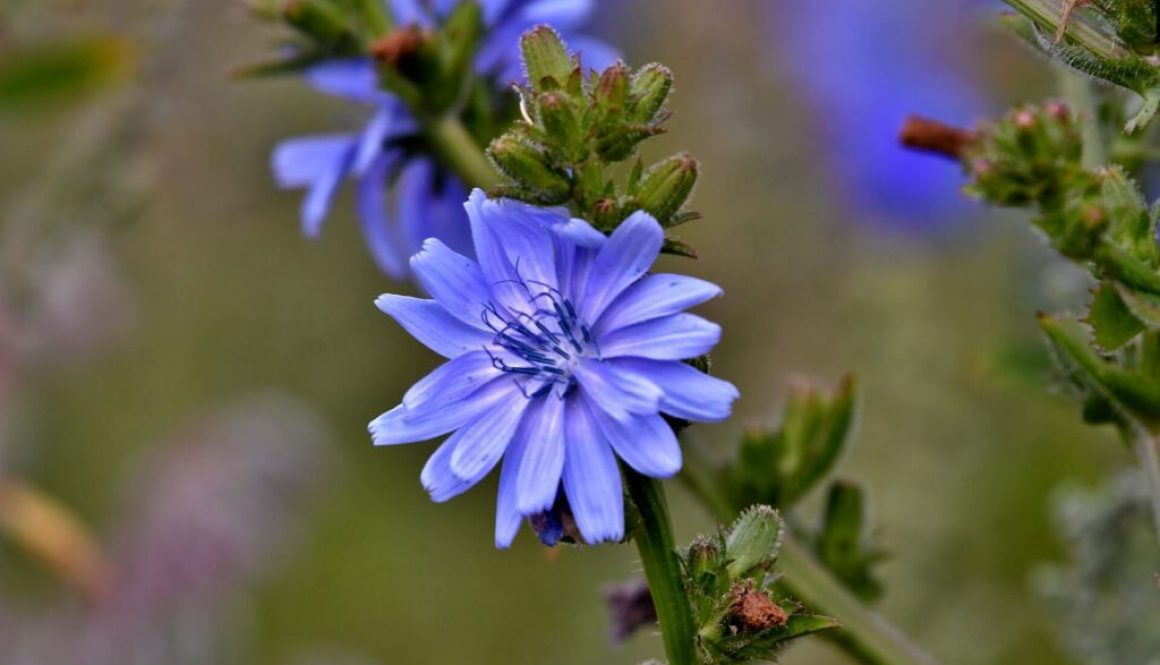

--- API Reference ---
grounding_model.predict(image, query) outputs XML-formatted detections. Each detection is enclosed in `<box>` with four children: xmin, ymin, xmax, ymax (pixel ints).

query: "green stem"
<box><xmin>419</xmin><ymin>113</ymin><xmax>503</xmax><ymax>190</ymax></box>
<box><xmin>778</xmin><ymin>539</ymin><xmax>938</xmax><ymax>665</ymax></box>
<box><xmin>679</xmin><ymin>438</ymin><xmax>940</xmax><ymax>665</ymax></box>
<box><xmin>1057</xmin><ymin>71</ymin><xmax>1107</xmax><ymax>168</ymax></box>
<box><xmin>625</xmin><ymin>469</ymin><xmax>698</xmax><ymax>665</ymax></box>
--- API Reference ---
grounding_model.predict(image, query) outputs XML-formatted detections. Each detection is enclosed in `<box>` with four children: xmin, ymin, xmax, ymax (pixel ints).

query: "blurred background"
<box><xmin>0</xmin><ymin>1</ymin><xmax>1142</xmax><ymax>663</ymax></box>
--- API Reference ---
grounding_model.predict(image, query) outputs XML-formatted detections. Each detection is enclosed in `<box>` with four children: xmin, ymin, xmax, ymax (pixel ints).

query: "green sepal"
<box><xmin>487</xmin><ymin>135</ymin><xmax>572</xmax><ymax>203</ymax></box>
<box><xmin>661</xmin><ymin>237</ymin><xmax>698</xmax><ymax>259</ymax></box>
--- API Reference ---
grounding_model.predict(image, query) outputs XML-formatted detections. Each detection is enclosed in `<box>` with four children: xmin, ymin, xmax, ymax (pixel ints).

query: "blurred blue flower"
<box><xmin>272</xmin><ymin>1</ymin><xmax>617</xmax><ymax>279</ymax></box>
<box><xmin>370</xmin><ymin>190</ymin><xmax>738</xmax><ymax>546</ymax></box>
<box><xmin>771</xmin><ymin>0</ymin><xmax>992</xmax><ymax>233</ymax></box>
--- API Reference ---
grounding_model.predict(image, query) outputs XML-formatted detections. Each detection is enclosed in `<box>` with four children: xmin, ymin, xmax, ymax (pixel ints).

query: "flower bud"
<box><xmin>629</xmin><ymin>63</ymin><xmax>674</xmax><ymax>124</ymax></box>
<box><xmin>487</xmin><ymin>135</ymin><xmax>571</xmax><ymax>203</ymax></box>
<box><xmin>537</xmin><ymin>91</ymin><xmax>585</xmax><ymax>161</ymax></box>
<box><xmin>725</xmin><ymin>505</ymin><xmax>782</xmax><ymax>579</ymax></box>
<box><xmin>634</xmin><ymin>152</ymin><xmax>699</xmax><ymax>224</ymax></box>
<box><xmin>521</xmin><ymin>25</ymin><xmax>574</xmax><ymax>92</ymax></box>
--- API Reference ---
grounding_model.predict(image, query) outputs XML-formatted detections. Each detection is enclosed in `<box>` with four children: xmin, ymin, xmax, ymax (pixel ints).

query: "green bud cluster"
<box><xmin>679</xmin><ymin>506</ymin><xmax>837</xmax><ymax>664</ymax></box>
<box><xmin>725</xmin><ymin>376</ymin><xmax>857</xmax><ymax>510</ymax></box>
<box><xmin>1002</xmin><ymin>0</ymin><xmax>1160</xmax><ymax>132</ymax></box>
<box><xmin>487</xmin><ymin>27</ymin><xmax>701</xmax><ymax>247</ymax></box>
<box><xmin>964</xmin><ymin>103</ymin><xmax>1160</xmax><ymax>283</ymax></box>
<box><xmin>709</xmin><ymin>375</ymin><xmax>885</xmax><ymax>602</ymax></box>
<box><xmin>954</xmin><ymin>100</ymin><xmax>1160</xmax><ymax>438</ymax></box>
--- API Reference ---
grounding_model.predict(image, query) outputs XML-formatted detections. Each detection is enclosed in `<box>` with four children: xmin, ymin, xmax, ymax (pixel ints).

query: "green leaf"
<box><xmin>0</xmin><ymin>39</ymin><xmax>131</xmax><ymax>111</ymax></box>
<box><xmin>1040</xmin><ymin>313</ymin><xmax>1160</xmax><ymax>425</ymax></box>
<box><xmin>1115</xmin><ymin>284</ymin><xmax>1160</xmax><ymax>329</ymax></box>
<box><xmin>1086</xmin><ymin>282</ymin><xmax>1145</xmax><ymax>350</ymax></box>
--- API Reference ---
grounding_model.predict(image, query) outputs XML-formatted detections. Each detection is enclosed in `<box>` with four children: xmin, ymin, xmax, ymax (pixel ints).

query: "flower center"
<box><xmin>481</xmin><ymin>287</ymin><xmax>599</xmax><ymax>399</ymax></box>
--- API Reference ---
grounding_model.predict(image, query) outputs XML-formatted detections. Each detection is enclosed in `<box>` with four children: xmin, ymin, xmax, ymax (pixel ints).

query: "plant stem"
<box><xmin>778</xmin><ymin>539</ymin><xmax>938</xmax><ymax>665</ymax></box>
<box><xmin>419</xmin><ymin>112</ymin><xmax>502</xmax><ymax>190</ymax></box>
<box><xmin>624</xmin><ymin>469</ymin><xmax>698</xmax><ymax>665</ymax></box>
<box><xmin>679</xmin><ymin>438</ymin><xmax>940</xmax><ymax>665</ymax></box>
<box><xmin>1057</xmin><ymin>71</ymin><xmax>1107</xmax><ymax>168</ymax></box>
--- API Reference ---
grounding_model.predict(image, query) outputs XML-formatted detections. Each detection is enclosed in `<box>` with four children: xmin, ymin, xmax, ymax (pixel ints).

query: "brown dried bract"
<box><xmin>372</xmin><ymin>25</ymin><xmax>427</xmax><ymax>67</ymax></box>
<box><xmin>728</xmin><ymin>583</ymin><xmax>788</xmax><ymax>632</ymax></box>
<box><xmin>899</xmin><ymin>115</ymin><xmax>976</xmax><ymax>161</ymax></box>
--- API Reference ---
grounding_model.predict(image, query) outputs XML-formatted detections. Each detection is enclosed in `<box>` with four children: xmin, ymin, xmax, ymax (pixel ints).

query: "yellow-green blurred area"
<box><xmin>0</xmin><ymin>1</ymin><xmax>1131</xmax><ymax>664</ymax></box>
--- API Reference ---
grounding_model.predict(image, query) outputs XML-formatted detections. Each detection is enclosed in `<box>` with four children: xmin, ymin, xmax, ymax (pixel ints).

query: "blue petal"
<box><xmin>271</xmin><ymin>134</ymin><xmax>355</xmax><ymax>189</ymax></box>
<box><xmin>573</xmin><ymin>358</ymin><xmax>662</xmax><ymax>421</ymax></box>
<box><xmin>304</xmin><ymin>59</ymin><xmax>382</xmax><ymax>103</ymax></box>
<box><xmin>589</xmin><ymin>401</ymin><xmax>681</xmax><ymax>477</ymax></box>
<box><xmin>599</xmin><ymin>314</ymin><xmax>721</xmax><ymax>360</ymax></box>
<box><xmin>421</xmin><ymin>439</ymin><xmax>479</xmax><ymax>502</ymax></box>
<box><xmin>353</xmin><ymin>106</ymin><xmax>398</xmax><ymax>175</ymax></box>
<box><xmin>581</xmin><ymin>210</ymin><xmax>663</xmax><ymax>321</ymax></box>
<box><xmin>562</xmin><ymin>395</ymin><xmax>624</xmax><ymax>544</ymax></box>
<box><xmin>465</xmin><ymin>190</ymin><xmax>561</xmax><ymax>295</ymax></box>
<box><xmin>494</xmin><ymin>429</ymin><xmax>527</xmax><ymax>548</ymax></box>
<box><xmin>519</xmin><ymin>0</ymin><xmax>593</xmax><ymax>25</ymax></box>
<box><xmin>369</xmin><ymin>377</ymin><xmax>510</xmax><ymax>446</ymax></box>
<box><xmin>555</xmin><ymin>217</ymin><xmax>606</xmax><ymax>248</ymax></box>
<box><xmin>596</xmin><ymin>273</ymin><xmax>723</xmax><ymax>335</ymax></box>
<box><xmin>611</xmin><ymin>359</ymin><xmax>739</xmax><ymax>423</ymax></box>
<box><xmin>513</xmin><ymin>395</ymin><xmax>566</xmax><ymax>514</ymax></box>
<box><xmin>402</xmin><ymin>350</ymin><xmax>501</xmax><ymax>411</ymax></box>
<box><xmin>375</xmin><ymin>294</ymin><xmax>491</xmax><ymax>358</ymax></box>
<box><xmin>409</xmin><ymin>238</ymin><xmax>496</xmax><ymax>327</ymax></box>
<box><xmin>357</xmin><ymin>153</ymin><xmax>410</xmax><ymax>279</ymax></box>
<box><xmin>449</xmin><ymin>389</ymin><xmax>532</xmax><ymax>480</ymax></box>
<box><xmin>390</xmin><ymin>0</ymin><xmax>435</xmax><ymax>27</ymax></box>
<box><xmin>397</xmin><ymin>158</ymin><xmax>438</xmax><ymax>257</ymax></box>
<box><xmin>568</xmin><ymin>36</ymin><xmax>619</xmax><ymax>72</ymax></box>
<box><xmin>302</xmin><ymin>148</ymin><xmax>354</xmax><ymax>238</ymax></box>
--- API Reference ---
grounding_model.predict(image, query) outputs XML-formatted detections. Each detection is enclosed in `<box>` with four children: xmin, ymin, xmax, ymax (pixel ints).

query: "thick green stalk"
<box><xmin>625</xmin><ymin>469</ymin><xmax>699</xmax><ymax>665</ymax></box>
<box><xmin>679</xmin><ymin>439</ymin><xmax>940</xmax><ymax>665</ymax></box>
<box><xmin>419</xmin><ymin>113</ymin><xmax>503</xmax><ymax>190</ymax></box>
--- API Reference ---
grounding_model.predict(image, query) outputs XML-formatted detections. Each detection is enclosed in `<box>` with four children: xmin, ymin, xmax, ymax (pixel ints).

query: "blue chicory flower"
<box><xmin>370</xmin><ymin>190</ymin><xmax>739</xmax><ymax>547</ymax></box>
<box><xmin>271</xmin><ymin>1</ymin><xmax>618</xmax><ymax>279</ymax></box>
<box><xmin>770</xmin><ymin>0</ymin><xmax>992</xmax><ymax>234</ymax></box>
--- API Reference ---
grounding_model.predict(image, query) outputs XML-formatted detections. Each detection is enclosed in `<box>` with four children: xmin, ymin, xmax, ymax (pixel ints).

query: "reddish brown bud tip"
<box><xmin>899</xmin><ymin>115</ymin><xmax>975</xmax><ymax>161</ymax></box>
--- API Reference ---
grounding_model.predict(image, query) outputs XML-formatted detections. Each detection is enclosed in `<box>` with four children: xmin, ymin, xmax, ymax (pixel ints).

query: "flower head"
<box><xmin>272</xmin><ymin>1</ymin><xmax>617</xmax><ymax>279</ymax></box>
<box><xmin>371</xmin><ymin>190</ymin><xmax>738</xmax><ymax>546</ymax></box>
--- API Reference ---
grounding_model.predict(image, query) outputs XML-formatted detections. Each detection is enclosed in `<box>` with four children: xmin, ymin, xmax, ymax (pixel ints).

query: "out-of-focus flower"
<box><xmin>770</xmin><ymin>0</ymin><xmax>991</xmax><ymax>233</ymax></box>
<box><xmin>0</xmin><ymin>395</ymin><xmax>329</xmax><ymax>665</ymax></box>
<box><xmin>272</xmin><ymin>0</ymin><xmax>617</xmax><ymax>279</ymax></box>
<box><xmin>370</xmin><ymin>190</ymin><xmax>738</xmax><ymax>546</ymax></box>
